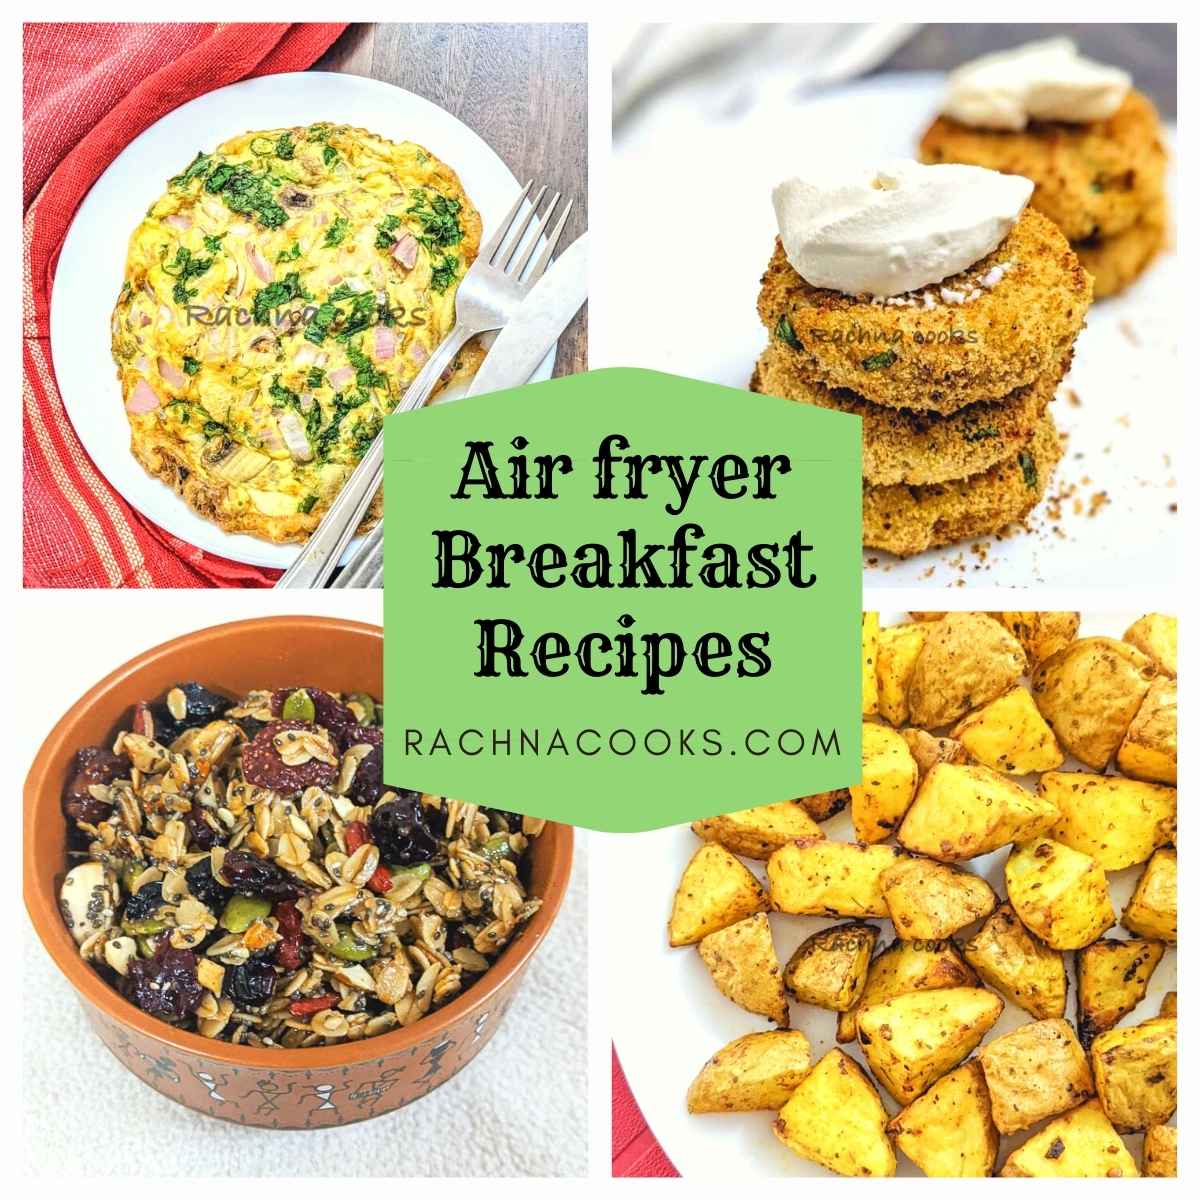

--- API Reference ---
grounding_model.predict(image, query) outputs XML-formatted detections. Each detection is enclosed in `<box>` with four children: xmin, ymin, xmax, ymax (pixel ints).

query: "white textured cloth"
<box><xmin>22</xmin><ymin>840</ymin><xmax>587</xmax><ymax>1177</ymax></box>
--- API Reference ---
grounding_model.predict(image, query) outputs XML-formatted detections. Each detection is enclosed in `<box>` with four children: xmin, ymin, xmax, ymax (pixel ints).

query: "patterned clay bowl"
<box><xmin>23</xmin><ymin>615</ymin><xmax>574</xmax><ymax>1129</ymax></box>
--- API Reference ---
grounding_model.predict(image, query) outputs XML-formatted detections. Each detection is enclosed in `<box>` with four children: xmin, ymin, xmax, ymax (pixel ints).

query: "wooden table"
<box><xmin>316</xmin><ymin>23</ymin><xmax>588</xmax><ymax>376</ymax></box>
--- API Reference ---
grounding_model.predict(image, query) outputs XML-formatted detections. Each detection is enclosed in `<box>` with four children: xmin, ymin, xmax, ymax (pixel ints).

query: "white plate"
<box><xmin>52</xmin><ymin>71</ymin><xmax>555</xmax><ymax>570</ymax></box>
<box><xmin>610</xmin><ymin>612</ymin><xmax>1175</xmax><ymax>1178</ymax></box>
<box><xmin>611</xmin><ymin>73</ymin><xmax>1178</xmax><ymax>588</ymax></box>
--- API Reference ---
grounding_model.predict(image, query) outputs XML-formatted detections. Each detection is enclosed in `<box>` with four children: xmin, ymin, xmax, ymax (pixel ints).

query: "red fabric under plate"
<box><xmin>612</xmin><ymin>1047</ymin><xmax>679</xmax><ymax>1177</ymax></box>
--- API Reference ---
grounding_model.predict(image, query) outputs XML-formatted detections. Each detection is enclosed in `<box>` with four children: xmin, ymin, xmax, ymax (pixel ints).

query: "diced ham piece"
<box><xmin>247</xmin><ymin>244</ymin><xmax>273</xmax><ymax>284</ymax></box>
<box><xmin>133</xmin><ymin>356</ymin><xmax>149</xmax><ymax>373</ymax></box>
<box><xmin>373</xmin><ymin>324</ymin><xmax>396</xmax><ymax>361</ymax></box>
<box><xmin>157</xmin><ymin>357</ymin><xmax>188</xmax><ymax>390</ymax></box>
<box><xmin>127</xmin><ymin>379</ymin><xmax>161</xmax><ymax>414</ymax></box>
<box><xmin>313</xmin><ymin>211</ymin><xmax>329</xmax><ymax>227</ymax></box>
<box><xmin>328</xmin><ymin>366</ymin><xmax>355</xmax><ymax>389</ymax></box>
<box><xmin>292</xmin><ymin>342</ymin><xmax>318</xmax><ymax>367</ymax></box>
<box><xmin>298</xmin><ymin>392</ymin><xmax>316</xmax><ymax>414</ymax></box>
<box><xmin>391</xmin><ymin>233</ymin><xmax>418</xmax><ymax>270</ymax></box>
<box><xmin>164</xmin><ymin>214</ymin><xmax>191</xmax><ymax>231</ymax></box>
<box><xmin>410</xmin><ymin>342</ymin><xmax>428</xmax><ymax>366</ymax></box>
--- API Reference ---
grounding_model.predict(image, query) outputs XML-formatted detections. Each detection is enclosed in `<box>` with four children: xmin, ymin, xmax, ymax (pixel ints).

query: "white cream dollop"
<box><xmin>943</xmin><ymin>38</ymin><xmax>1131</xmax><ymax>131</ymax></box>
<box><xmin>772</xmin><ymin>159</ymin><xmax>1032</xmax><ymax>298</ymax></box>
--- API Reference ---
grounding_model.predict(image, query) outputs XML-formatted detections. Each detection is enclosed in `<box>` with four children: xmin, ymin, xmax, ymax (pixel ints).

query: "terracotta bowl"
<box><xmin>24</xmin><ymin>615</ymin><xmax>573</xmax><ymax>1129</ymax></box>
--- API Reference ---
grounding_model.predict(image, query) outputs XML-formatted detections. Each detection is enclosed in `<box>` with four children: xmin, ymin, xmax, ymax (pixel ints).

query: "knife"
<box><xmin>466</xmin><ymin>231</ymin><xmax>589</xmax><ymax>397</ymax></box>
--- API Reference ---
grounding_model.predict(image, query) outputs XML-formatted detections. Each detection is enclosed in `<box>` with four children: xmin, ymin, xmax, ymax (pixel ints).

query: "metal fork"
<box><xmin>276</xmin><ymin>181</ymin><xmax>575</xmax><ymax>588</ymax></box>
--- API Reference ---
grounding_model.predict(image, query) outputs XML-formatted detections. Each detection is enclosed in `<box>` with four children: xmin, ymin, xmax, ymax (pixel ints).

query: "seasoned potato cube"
<box><xmin>796</xmin><ymin>787</ymin><xmax>850</xmax><ymax>822</ymax></box>
<box><xmin>898</xmin><ymin>763</ymin><xmax>1058</xmax><ymax>862</ymax></box>
<box><xmin>697</xmin><ymin>913</ymin><xmax>789</xmax><ymax>1025</ymax></box>
<box><xmin>767</xmin><ymin>838</ymin><xmax>903</xmax><ymax>918</ymax></box>
<box><xmin>1142</xmin><ymin>1124</ymin><xmax>1177</xmax><ymax>1177</ymax></box>
<box><xmin>862</xmin><ymin>612</ymin><xmax>880</xmax><ymax>716</ymax></box>
<box><xmin>773</xmin><ymin>1048</ymin><xmax>896</xmax><ymax>1177</ymax></box>
<box><xmin>899</xmin><ymin>729</ymin><xmax>969</xmax><ymax>780</ymax></box>
<box><xmin>879</xmin><ymin>856</ymin><xmax>996</xmax><ymax>941</ymax></box>
<box><xmin>837</xmin><ymin>937</ymin><xmax>978</xmax><ymax>1042</ymax></box>
<box><xmin>668</xmin><ymin>843</ymin><xmax>768</xmax><ymax>947</ymax></box>
<box><xmin>952</xmin><ymin>686</ymin><xmax>1064</xmax><ymax>774</ymax></box>
<box><xmin>857</xmin><ymin>986</ymin><xmax>1003</xmax><ymax>1104</ymax></box>
<box><xmin>1159</xmin><ymin>991</ymin><xmax>1177</xmax><ymax>1018</ymax></box>
<box><xmin>999</xmin><ymin>1099</ymin><xmax>1139</xmax><ymax>1177</ymax></box>
<box><xmin>1122</xmin><ymin>848</ymin><xmax>1176</xmax><ymax>943</ymax></box>
<box><xmin>876</xmin><ymin>622</ymin><xmax>931</xmax><ymax>726</ymax></box>
<box><xmin>1042</xmin><ymin>771</ymin><xmax>1175</xmax><ymax>870</ymax></box>
<box><xmin>850</xmin><ymin>723</ymin><xmax>918</xmax><ymax>843</ymax></box>
<box><xmin>1076</xmin><ymin>938</ymin><xmax>1165</xmax><ymax>1048</ymax></box>
<box><xmin>783</xmin><ymin>921</ymin><xmax>878</xmax><ymax>1011</ymax></box>
<box><xmin>691</xmin><ymin>801</ymin><xmax>822</xmax><ymax>860</ymax></box>
<box><xmin>978</xmin><ymin>1017</ymin><xmax>1094</xmax><ymax>1134</ymax></box>
<box><xmin>1032</xmin><ymin>637</ymin><xmax>1157</xmax><ymax>770</ymax></box>
<box><xmin>1123</xmin><ymin>613</ymin><xmax>1176</xmax><ymax>677</ymax></box>
<box><xmin>1117</xmin><ymin>677</ymin><xmax>1177</xmax><ymax>784</ymax></box>
<box><xmin>962</xmin><ymin>904</ymin><xmax>1067</xmax><ymax>1019</ymax></box>
<box><xmin>686</xmin><ymin>1030</ymin><xmax>812</xmax><ymax>1113</ymax></box>
<box><xmin>992</xmin><ymin>611</ymin><xmax>1081</xmax><ymax>667</ymax></box>
<box><xmin>887</xmin><ymin>1060</ymin><xmax>998</xmax><ymax>1177</ymax></box>
<box><xmin>1091</xmin><ymin>1017</ymin><xmax>1176</xmax><ymax>1131</ymax></box>
<box><xmin>1005</xmin><ymin>837</ymin><xmax>1114</xmax><ymax>950</ymax></box>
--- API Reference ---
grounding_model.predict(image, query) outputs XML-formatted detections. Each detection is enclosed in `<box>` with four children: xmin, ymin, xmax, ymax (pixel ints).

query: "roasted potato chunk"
<box><xmin>907</xmin><ymin>612</ymin><xmax>1027</xmax><ymax>729</ymax></box>
<box><xmin>766</xmin><ymin>838</ymin><xmax>903</xmax><ymax>918</ymax></box>
<box><xmin>685</xmin><ymin>1030</ymin><xmax>812</xmax><ymax>1113</ymax></box>
<box><xmin>992</xmin><ymin>611</ymin><xmax>1081</xmax><ymax>668</ymax></box>
<box><xmin>1091</xmin><ymin>1017</ymin><xmax>1177</xmax><ymax>1131</ymax></box>
<box><xmin>978</xmin><ymin>1017</ymin><xmax>1095</xmax><ymax>1134</ymax></box>
<box><xmin>783</xmin><ymin>921</ymin><xmax>878</xmax><ymax>1011</ymax></box>
<box><xmin>796</xmin><ymin>787</ymin><xmax>850</xmax><ymax>822</ymax></box>
<box><xmin>952</xmin><ymin>686</ymin><xmax>1064</xmax><ymax>774</ymax></box>
<box><xmin>837</xmin><ymin>937</ymin><xmax>978</xmax><ymax>1042</ymax></box>
<box><xmin>773</xmin><ymin>1048</ymin><xmax>896</xmax><ymax>1177</ymax></box>
<box><xmin>691</xmin><ymin>801</ymin><xmax>823</xmax><ymax>861</ymax></box>
<box><xmin>887</xmin><ymin>1060</ymin><xmax>998</xmax><ymax>1177</ymax></box>
<box><xmin>862</xmin><ymin>612</ymin><xmax>880</xmax><ymax>716</ymax></box>
<box><xmin>1123</xmin><ymin>613</ymin><xmax>1176</xmax><ymax>677</ymax></box>
<box><xmin>1117</xmin><ymin>677</ymin><xmax>1177</xmax><ymax>784</ymax></box>
<box><xmin>1042</xmin><ymin>771</ymin><xmax>1176</xmax><ymax>870</ymax></box>
<box><xmin>899</xmin><ymin>729</ymin><xmax>969</xmax><ymax>780</ymax></box>
<box><xmin>962</xmin><ymin>904</ymin><xmax>1067</xmax><ymax>1019</ymax></box>
<box><xmin>1122</xmin><ymin>848</ymin><xmax>1176</xmax><ymax>943</ymax></box>
<box><xmin>1142</xmin><ymin>1124</ymin><xmax>1177</xmax><ymax>1176</ymax></box>
<box><xmin>875</xmin><ymin>621</ymin><xmax>931</xmax><ymax>727</ymax></box>
<box><xmin>697</xmin><ymin>912</ymin><xmax>789</xmax><ymax>1025</ymax></box>
<box><xmin>1159</xmin><ymin>991</ymin><xmax>1177</xmax><ymax>1018</ymax></box>
<box><xmin>879</xmin><ymin>856</ymin><xmax>996</xmax><ymax>940</ymax></box>
<box><xmin>857</xmin><ymin>986</ymin><xmax>1003</xmax><ymax>1104</ymax></box>
<box><xmin>1076</xmin><ymin>938</ymin><xmax>1165</xmax><ymax>1048</ymax></box>
<box><xmin>1005</xmin><ymin>837</ymin><xmax>1115</xmax><ymax>950</ymax></box>
<box><xmin>898</xmin><ymin>763</ymin><xmax>1058</xmax><ymax>862</ymax></box>
<box><xmin>668</xmin><ymin>843</ymin><xmax>769</xmax><ymax>947</ymax></box>
<box><xmin>850</xmin><ymin>722</ymin><xmax>918</xmax><ymax>843</ymax></box>
<box><xmin>998</xmin><ymin>1099</ymin><xmax>1139</xmax><ymax>1177</ymax></box>
<box><xmin>1032</xmin><ymin>637</ymin><xmax>1157</xmax><ymax>770</ymax></box>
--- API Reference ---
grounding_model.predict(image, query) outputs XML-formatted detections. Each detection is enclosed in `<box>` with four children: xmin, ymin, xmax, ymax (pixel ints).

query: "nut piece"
<box><xmin>59</xmin><ymin>862</ymin><xmax>118</xmax><ymax>945</ymax></box>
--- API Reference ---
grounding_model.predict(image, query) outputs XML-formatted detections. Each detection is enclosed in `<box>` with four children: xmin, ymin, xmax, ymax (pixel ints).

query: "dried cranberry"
<box><xmin>273</xmin><ymin>901</ymin><xmax>303</xmax><ymax>938</ymax></box>
<box><xmin>61</xmin><ymin>745</ymin><xmax>125</xmax><ymax>825</ymax></box>
<box><xmin>347</xmin><ymin>726</ymin><xmax>384</xmax><ymax>804</ymax></box>
<box><xmin>223</xmin><ymin>954</ymin><xmax>278</xmax><ymax>1008</ymax></box>
<box><xmin>182</xmin><ymin>805</ymin><xmax>225</xmax><ymax>851</ymax></box>
<box><xmin>241</xmin><ymin>720</ymin><xmax>338</xmax><ymax>791</ymax></box>
<box><xmin>221</xmin><ymin>849</ymin><xmax>303</xmax><ymax>901</ymax></box>
<box><xmin>121</xmin><ymin>946</ymin><xmax>203</xmax><ymax>1022</ymax></box>
<box><xmin>123</xmin><ymin>881</ymin><xmax>166</xmax><ymax>923</ymax></box>
<box><xmin>149</xmin><ymin>683</ymin><xmax>232</xmax><ymax>744</ymax></box>
<box><xmin>369</xmin><ymin>790</ymin><xmax>439</xmax><ymax>867</ymax></box>
<box><xmin>185</xmin><ymin>859</ymin><xmax>232</xmax><ymax>912</ymax></box>
<box><xmin>289</xmin><ymin>993</ymin><xmax>337</xmax><ymax>1017</ymax></box>
<box><xmin>270</xmin><ymin>687</ymin><xmax>360</xmax><ymax>746</ymax></box>
<box><xmin>275</xmin><ymin>937</ymin><xmax>309</xmax><ymax>971</ymax></box>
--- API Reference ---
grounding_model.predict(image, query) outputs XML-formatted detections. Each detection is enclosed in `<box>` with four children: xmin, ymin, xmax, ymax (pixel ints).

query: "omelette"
<box><xmin>110</xmin><ymin>124</ymin><xmax>482</xmax><ymax>542</ymax></box>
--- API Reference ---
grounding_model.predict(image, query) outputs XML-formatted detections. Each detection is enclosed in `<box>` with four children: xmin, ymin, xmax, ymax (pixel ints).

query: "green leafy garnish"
<box><xmin>297</xmin><ymin>494</ymin><xmax>319</xmax><ymax>514</ymax></box>
<box><xmin>202</xmin><ymin>233</ymin><xmax>226</xmax><ymax>254</ymax></box>
<box><xmin>345</xmin><ymin>341</ymin><xmax>387</xmax><ymax>391</ymax></box>
<box><xmin>170</xmin><ymin>152</ymin><xmax>213</xmax><ymax>189</ymax></box>
<box><xmin>204</xmin><ymin>162</ymin><xmax>287</xmax><ymax>230</ymax></box>
<box><xmin>405</xmin><ymin>189</ymin><xmax>463</xmax><ymax>251</ymax></box>
<box><xmin>307</xmin><ymin>367</ymin><xmax>326</xmax><ymax>389</ymax></box>
<box><xmin>323</xmin><ymin>145</ymin><xmax>339</xmax><ymax>168</ymax></box>
<box><xmin>774</xmin><ymin>315</ymin><xmax>802</xmax><ymax>351</ymax></box>
<box><xmin>268</xmin><ymin>377</ymin><xmax>300</xmax><ymax>409</ymax></box>
<box><xmin>315</xmin><ymin>392</ymin><xmax>367</xmax><ymax>460</ymax></box>
<box><xmin>253</xmin><ymin>271</ymin><xmax>307</xmax><ymax>323</ymax></box>
<box><xmin>277</xmin><ymin>242</ymin><xmax>302</xmax><ymax>263</ymax></box>
<box><xmin>275</xmin><ymin>132</ymin><xmax>295</xmax><ymax>161</ymax></box>
<box><xmin>962</xmin><ymin>424</ymin><xmax>999</xmax><ymax>443</ymax></box>
<box><xmin>323</xmin><ymin>216</ymin><xmax>350</xmax><ymax>248</ymax></box>
<box><xmin>430</xmin><ymin>254</ymin><xmax>459</xmax><ymax>293</ymax></box>
<box><xmin>862</xmin><ymin>349</ymin><xmax>898</xmax><ymax>372</ymax></box>
<box><xmin>161</xmin><ymin>246</ymin><xmax>214</xmax><ymax>305</ymax></box>
<box><xmin>1019</xmin><ymin>451</ymin><xmax>1038</xmax><ymax>489</ymax></box>
<box><xmin>182</xmin><ymin>356</ymin><xmax>200</xmax><ymax>376</ymax></box>
<box><xmin>374</xmin><ymin>213</ymin><xmax>403</xmax><ymax>251</ymax></box>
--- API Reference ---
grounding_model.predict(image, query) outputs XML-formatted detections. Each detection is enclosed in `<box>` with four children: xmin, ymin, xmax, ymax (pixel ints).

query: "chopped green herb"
<box><xmin>182</xmin><ymin>356</ymin><xmax>201</xmax><ymax>376</ymax></box>
<box><xmin>202</xmin><ymin>233</ymin><xmax>226</xmax><ymax>254</ymax></box>
<box><xmin>268</xmin><ymin>376</ymin><xmax>300</xmax><ymax>409</ymax></box>
<box><xmin>345</xmin><ymin>341</ymin><xmax>387</xmax><ymax>391</ymax></box>
<box><xmin>774</xmin><ymin>315</ymin><xmax>802</xmax><ymax>351</ymax></box>
<box><xmin>170</xmin><ymin>152</ymin><xmax>213</xmax><ymax>189</ymax></box>
<box><xmin>275</xmin><ymin>132</ymin><xmax>296</xmax><ymax>161</ymax></box>
<box><xmin>406</xmin><ymin>189</ymin><xmax>462</xmax><ymax>251</ymax></box>
<box><xmin>323</xmin><ymin>216</ymin><xmax>350</xmax><ymax>248</ymax></box>
<box><xmin>374</xmin><ymin>213</ymin><xmax>403</xmax><ymax>251</ymax></box>
<box><xmin>961</xmin><ymin>424</ymin><xmax>999</xmax><ymax>443</ymax></box>
<box><xmin>297</xmin><ymin>494</ymin><xmax>319</xmax><ymax>514</ymax></box>
<box><xmin>161</xmin><ymin>246</ymin><xmax>214</xmax><ymax>306</ymax></box>
<box><xmin>415</xmin><ymin>149</ymin><xmax>430</xmax><ymax>165</ymax></box>
<box><xmin>253</xmin><ymin>271</ymin><xmax>307</xmax><ymax>323</ymax></box>
<box><xmin>306</xmin><ymin>367</ymin><xmax>326</xmax><ymax>389</ymax></box>
<box><xmin>1019</xmin><ymin>451</ymin><xmax>1038</xmax><ymax>489</ymax></box>
<box><xmin>323</xmin><ymin>145</ymin><xmax>339</xmax><ymax>168</ymax></box>
<box><xmin>430</xmin><ymin>254</ymin><xmax>459</xmax><ymax>293</ymax></box>
<box><xmin>204</xmin><ymin>162</ymin><xmax>287</xmax><ymax>230</ymax></box>
<box><xmin>276</xmin><ymin>242</ymin><xmax>302</xmax><ymax>263</ymax></box>
<box><xmin>304</xmin><ymin>301</ymin><xmax>340</xmax><ymax>346</ymax></box>
<box><xmin>315</xmin><ymin>392</ymin><xmax>367</xmax><ymax>460</ymax></box>
<box><xmin>862</xmin><ymin>349</ymin><xmax>898</xmax><ymax>372</ymax></box>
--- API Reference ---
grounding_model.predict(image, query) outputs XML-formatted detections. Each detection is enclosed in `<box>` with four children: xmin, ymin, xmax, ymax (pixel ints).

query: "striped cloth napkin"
<box><xmin>23</xmin><ymin>22</ymin><xmax>347</xmax><ymax>587</ymax></box>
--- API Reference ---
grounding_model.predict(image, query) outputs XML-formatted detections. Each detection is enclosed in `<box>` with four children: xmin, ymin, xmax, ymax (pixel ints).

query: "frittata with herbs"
<box><xmin>110</xmin><ymin>124</ymin><xmax>481</xmax><ymax>541</ymax></box>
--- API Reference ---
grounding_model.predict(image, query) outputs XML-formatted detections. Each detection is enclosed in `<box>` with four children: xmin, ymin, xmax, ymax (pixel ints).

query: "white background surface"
<box><xmin>610</xmin><ymin>611</ymin><xmax>1175</xmax><ymax>1178</ymax></box>
<box><xmin>52</xmin><ymin>71</ymin><xmax>555</xmax><ymax>571</ymax></box>
<box><xmin>611</xmin><ymin>72</ymin><xmax>1179</xmax><ymax>589</ymax></box>
<box><xmin>19</xmin><ymin>591</ymin><xmax>588</xmax><ymax>1177</ymax></box>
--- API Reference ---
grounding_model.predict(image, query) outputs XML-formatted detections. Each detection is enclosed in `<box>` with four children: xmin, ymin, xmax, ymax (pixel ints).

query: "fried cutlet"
<box><xmin>918</xmin><ymin>90</ymin><xmax>1167</xmax><ymax>244</ymax></box>
<box><xmin>757</xmin><ymin>208</ymin><xmax>1092</xmax><ymax>416</ymax></box>
<box><xmin>1073</xmin><ymin>200</ymin><xmax>1167</xmax><ymax>299</ymax></box>
<box><xmin>752</xmin><ymin>343</ymin><xmax>1067</xmax><ymax>487</ymax></box>
<box><xmin>863</xmin><ymin>413</ymin><xmax>1063</xmax><ymax>557</ymax></box>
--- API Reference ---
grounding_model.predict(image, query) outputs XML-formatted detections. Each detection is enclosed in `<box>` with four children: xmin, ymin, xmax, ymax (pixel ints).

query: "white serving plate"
<box><xmin>609</xmin><ymin>612</ymin><xmax>1175</xmax><ymax>1178</ymax></box>
<box><xmin>52</xmin><ymin>71</ymin><xmax>555</xmax><ymax>571</ymax></box>
<box><xmin>611</xmin><ymin>73</ymin><xmax>1178</xmax><ymax>588</ymax></box>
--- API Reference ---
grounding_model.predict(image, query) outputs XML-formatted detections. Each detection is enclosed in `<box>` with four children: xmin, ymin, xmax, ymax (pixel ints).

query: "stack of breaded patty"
<box><xmin>752</xmin><ymin>208</ymin><xmax>1093</xmax><ymax>558</ymax></box>
<box><xmin>920</xmin><ymin>91</ymin><xmax>1167</xmax><ymax>298</ymax></box>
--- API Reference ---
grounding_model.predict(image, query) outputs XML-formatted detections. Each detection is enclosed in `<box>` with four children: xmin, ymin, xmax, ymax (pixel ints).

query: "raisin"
<box><xmin>121</xmin><ymin>946</ymin><xmax>203</xmax><ymax>1022</ymax></box>
<box><xmin>182</xmin><ymin>805</ymin><xmax>225</xmax><ymax>851</ymax></box>
<box><xmin>234</xmin><ymin>715</ymin><xmax>269</xmax><ymax>742</ymax></box>
<box><xmin>370</xmin><ymin>791</ymin><xmax>439</xmax><ymax>867</ymax></box>
<box><xmin>61</xmin><ymin>745</ymin><xmax>125</xmax><ymax>825</ymax></box>
<box><xmin>223</xmin><ymin>954</ymin><xmax>278</xmax><ymax>1008</ymax></box>
<box><xmin>271</xmin><ymin>687</ymin><xmax>361</xmax><ymax>749</ymax></box>
<box><xmin>241</xmin><ymin>720</ymin><xmax>337</xmax><ymax>791</ymax></box>
<box><xmin>484</xmin><ymin>807</ymin><xmax>524</xmax><ymax>832</ymax></box>
<box><xmin>148</xmin><ymin>683</ymin><xmax>232</xmax><ymax>744</ymax></box>
<box><xmin>221</xmin><ymin>849</ymin><xmax>303</xmax><ymax>901</ymax></box>
<box><xmin>347</xmin><ymin>726</ymin><xmax>383</xmax><ymax>804</ymax></box>
<box><xmin>185</xmin><ymin>858</ymin><xmax>232</xmax><ymax>912</ymax></box>
<box><xmin>123</xmin><ymin>881</ymin><xmax>166</xmax><ymax>923</ymax></box>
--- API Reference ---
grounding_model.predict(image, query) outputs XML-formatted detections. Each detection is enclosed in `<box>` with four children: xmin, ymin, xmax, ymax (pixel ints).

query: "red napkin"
<box><xmin>612</xmin><ymin>1047</ymin><xmax>680</xmax><ymax>1177</ymax></box>
<box><xmin>23</xmin><ymin>22</ymin><xmax>347</xmax><ymax>587</ymax></box>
